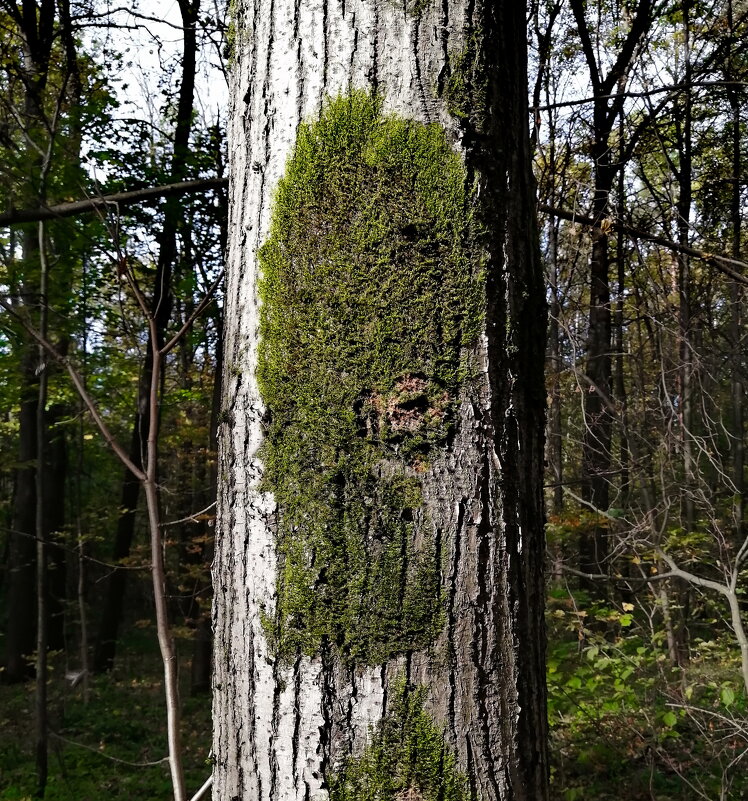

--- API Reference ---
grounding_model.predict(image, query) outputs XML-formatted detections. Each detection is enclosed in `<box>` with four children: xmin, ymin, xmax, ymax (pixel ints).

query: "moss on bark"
<box><xmin>257</xmin><ymin>91</ymin><xmax>483</xmax><ymax>663</ymax></box>
<box><xmin>442</xmin><ymin>33</ymin><xmax>490</xmax><ymax>131</ymax></box>
<box><xmin>330</xmin><ymin>679</ymin><xmax>468</xmax><ymax>801</ymax></box>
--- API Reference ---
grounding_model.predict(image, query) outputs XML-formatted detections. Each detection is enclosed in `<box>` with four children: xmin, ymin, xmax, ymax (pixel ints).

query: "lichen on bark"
<box><xmin>405</xmin><ymin>0</ymin><xmax>432</xmax><ymax>15</ymax></box>
<box><xmin>257</xmin><ymin>91</ymin><xmax>483</xmax><ymax>664</ymax></box>
<box><xmin>329</xmin><ymin>678</ymin><xmax>469</xmax><ymax>801</ymax></box>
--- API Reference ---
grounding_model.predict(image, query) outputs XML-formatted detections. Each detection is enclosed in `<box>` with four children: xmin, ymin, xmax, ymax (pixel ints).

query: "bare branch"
<box><xmin>49</xmin><ymin>732</ymin><xmax>169</xmax><ymax>768</ymax></box>
<box><xmin>656</xmin><ymin>550</ymin><xmax>730</xmax><ymax>596</ymax></box>
<box><xmin>532</xmin><ymin>79</ymin><xmax>748</xmax><ymax>112</ymax></box>
<box><xmin>163</xmin><ymin>502</ymin><xmax>217</xmax><ymax>528</ymax></box>
<box><xmin>160</xmin><ymin>269</ymin><xmax>224</xmax><ymax>356</ymax></box>
<box><xmin>539</xmin><ymin>203</ymin><xmax>748</xmax><ymax>286</ymax></box>
<box><xmin>189</xmin><ymin>775</ymin><xmax>214</xmax><ymax>801</ymax></box>
<box><xmin>0</xmin><ymin>177</ymin><xmax>228</xmax><ymax>226</ymax></box>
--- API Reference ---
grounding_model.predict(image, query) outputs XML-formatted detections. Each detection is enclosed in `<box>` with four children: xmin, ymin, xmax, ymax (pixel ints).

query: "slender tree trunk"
<box><xmin>569</xmin><ymin>0</ymin><xmax>653</xmax><ymax>584</ymax></box>
<box><xmin>94</xmin><ymin>0</ymin><xmax>200</xmax><ymax>671</ymax></box>
<box><xmin>614</xmin><ymin>103</ymin><xmax>630</xmax><ymax>514</ymax></box>
<box><xmin>2</xmin><ymin>6</ymin><xmax>51</xmax><ymax>681</ymax></box>
<box><xmin>213</xmin><ymin>3</ymin><xmax>548</xmax><ymax>801</ymax></box>
<box><xmin>544</xmin><ymin>101</ymin><xmax>563</xmax><ymax>519</ymax></box>
<box><xmin>93</xmin><ymin>423</ymin><xmax>144</xmax><ymax>672</ymax></box>
<box><xmin>191</xmin><ymin>317</ymin><xmax>222</xmax><ymax>695</ymax></box>
<box><xmin>35</xmin><ymin>222</ymin><xmax>49</xmax><ymax>798</ymax></box>
<box><xmin>3</xmin><ymin>360</ymin><xmax>38</xmax><ymax>681</ymax></box>
<box><xmin>44</xmin><ymin>403</ymin><xmax>68</xmax><ymax>654</ymax></box>
<box><xmin>2</xmin><ymin>0</ymin><xmax>74</xmax><ymax>684</ymax></box>
<box><xmin>548</xmin><ymin>224</ymin><xmax>563</xmax><ymax>516</ymax></box>
<box><xmin>727</xmin><ymin>0</ymin><xmax>744</xmax><ymax>540</ymax></box>
<box><xmin>673</xmin><ymin>0</ymin><xmax>694</xmax><ymax>666</ymax></box>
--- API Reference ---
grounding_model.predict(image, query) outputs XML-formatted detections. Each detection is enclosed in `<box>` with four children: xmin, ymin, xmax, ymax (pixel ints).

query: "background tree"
<box><xmin>93</xmin><ymin>0</ymin><xmax>204</xmax><ymax>676</ymax></box>
<box><xmin>0</xmin><ymin>0</ymin><xmax>95</xmax><ymax>684</ymax></box>
<box><xmin>533</xmin><ymin>1</ymin><xmax>748</xmax><ymax>796</ymax></box>
<box><xmin>0</xmin><ymin>2</ymin><xmax>226</xmax><ymax>797</ymax></box>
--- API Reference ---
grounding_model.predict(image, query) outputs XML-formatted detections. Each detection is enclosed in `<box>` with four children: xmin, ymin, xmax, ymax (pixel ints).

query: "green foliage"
<box><xmin>257</xmin><ymin>91</ymin><xmax>483</xmax><ymax>663</ymax></box>
<box><xmin>546</xmin><ymin>511</ymin><xmax>611</xmax><ymax>548</ymax></box>
<box><xmin>0</xmin><ymin>640</ymin><xmax>211</xmax><ymax>801</ymax></box>
<box><xmin>330</xmin><ymin>679</ymin><xmax>468</xmax><ymax>801</ymax></box>
<box><xmin>546</xmin><ymin>588</ymin><xmax>748</xmax><ymax>801</ymax></box>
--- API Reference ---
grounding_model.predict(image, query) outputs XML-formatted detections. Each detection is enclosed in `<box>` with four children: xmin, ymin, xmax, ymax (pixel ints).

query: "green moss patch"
<box><xmin>330</xmin><ymin>679</ymin><xmax>468</xmax><ymax>801</ymax></box>
<box><xmin>443</xmin><ymin>33</ymin><xmax>489</xmax><ymax>130</ymax></box>
<box><xmin>257</xmin><ymin>91</ymin><xmax>483</xmax><ymax>663</ymax></box>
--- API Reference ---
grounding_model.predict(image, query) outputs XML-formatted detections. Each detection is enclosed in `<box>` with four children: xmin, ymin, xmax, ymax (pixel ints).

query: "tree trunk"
<box><xmin>727</xmin><ymin>0</ymin><xmax>744</xmax><ymax>542</ymax></box>
<box><xmin>94</xmin><ymin>0</ymin><xmax>200</xmax><ymax>671</ymax></box>
<box><xmin>3</xmin><ymin>374</ymin><xmax>37</xmax><ymax>682</ymax></box>
<box><xmin>213</xmin><ymin>3</ymin><xmax>547</xmax><ymax>801</ymax></box>
<box><xmin>1</xmin><ymin>0</ymin><xmax>56</xmax><ymax>682</ymax></box>
<box><xmin>569</xmin><ymin>0</ymin><xmax>653</xmax><ymax>584</ymax></box>
<box><xmin>92</xmin><ymin>421</ymin><xmax>143</xmax><ymax>672</ymax></box>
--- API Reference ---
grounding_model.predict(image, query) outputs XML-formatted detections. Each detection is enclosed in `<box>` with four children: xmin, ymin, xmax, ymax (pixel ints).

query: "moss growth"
<box><xmin>406</xmin><ymin>0</ymin><xmax>432</xmax><ymax>14</ymax></box>
<box><xmin>443</xmin><ymin>33</ymin><xmax>489</xmax><ymax>130</ymax></box>
<box><xmin>225</xmin><ymin>0</ymin><xmax>240</xmax><ymax>63</ymax></box>
<box><xmin>330</xmin><ymin>679</ymin><xmax>468</xmax><ymax>801</ymax></box>
<box><xmin>258</xmin><ymin>92</ymin><xmax>483</xmax><ymax>663</ymax></box>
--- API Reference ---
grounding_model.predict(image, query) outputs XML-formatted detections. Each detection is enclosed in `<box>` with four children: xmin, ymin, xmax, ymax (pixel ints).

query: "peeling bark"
<box><xmin>213</xmin><ymin>3</ymin><xmax>548</xmax><ymax>800</ymax></box>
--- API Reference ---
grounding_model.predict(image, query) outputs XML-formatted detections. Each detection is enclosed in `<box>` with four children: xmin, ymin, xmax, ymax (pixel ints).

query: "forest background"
<box><xmin>1</xmin><ymin>1</ymin><xmax>748</xmax><ymax>800</ymax></box>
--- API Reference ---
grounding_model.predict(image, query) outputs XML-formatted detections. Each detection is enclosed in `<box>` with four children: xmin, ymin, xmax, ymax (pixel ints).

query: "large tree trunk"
<box><xmin>213</xmin><ymin>3</ymin><xmax>548</xmax><ymax>801</ymax></box>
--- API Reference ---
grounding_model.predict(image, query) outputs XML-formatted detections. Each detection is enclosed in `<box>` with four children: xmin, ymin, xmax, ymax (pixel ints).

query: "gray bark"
<box><xmin>213</xmin><ymin>3</ymin><xmax>548</xmax><ymax>801</ymax></box>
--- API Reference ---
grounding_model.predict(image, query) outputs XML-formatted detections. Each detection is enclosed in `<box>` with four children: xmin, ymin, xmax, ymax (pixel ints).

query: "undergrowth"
<box><xmin>0</xmin><ymin>631</ymin><xmax>211</xmax><ymax>801</ymax></box>
<box><xmin>547</xmin><ymin>587</ymin><xmax>748</xmax><ymax>801</ymax></box>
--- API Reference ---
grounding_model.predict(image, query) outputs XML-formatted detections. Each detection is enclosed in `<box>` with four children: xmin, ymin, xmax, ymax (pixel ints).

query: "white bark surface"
<box><xmin>214</xmin><ymin>6</ymin><xmax>462</xmax><ymax>800</ymax></box>
<box><xmin>214</xmin><ymin>3</ymin><xmax>549</xmax><ymax>801</ymax></box>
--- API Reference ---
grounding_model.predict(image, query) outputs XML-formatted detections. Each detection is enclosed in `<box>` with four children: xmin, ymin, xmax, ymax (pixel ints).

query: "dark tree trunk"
<box><xmin>3</xmin><ymin>387</ymin><xmax>38</xmax><ymax>682</ymax></box>
<box><xmin>0</xmin><ymin>0</ymin><xmax>56</xmax><ymax>683</ymax></box>
<box><xmin>45</xmin><ymin>404</ymin><xmax>68</xmax><ymax>653</ymax></box>
<box><xmin>569</xmin><ymin>0</ymin><xmax>653</xmax><ymax>583</ymax></box>
<box><xmin>727</xmin><ymin>0</ymin><xmax>744</xmax><ymax>541</ymax></box>
<box><xmin>92</xmin><ymin>421</ymin><xmax>144</xmax><ymax>672</ymax></box>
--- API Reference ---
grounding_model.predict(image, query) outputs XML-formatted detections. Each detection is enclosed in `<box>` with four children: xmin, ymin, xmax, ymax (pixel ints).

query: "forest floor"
<box><xmin>0</xmin><ymin>629</ymin><xmax>212</xmax><ymax>801</ymax></box>
<box><xmin>1</xmin><ymin>612</ymin><xmax>747</xmax><ymax>801</ymax></box>
<box><xmin>546</xmin><ymin>589</ymin><xmax>748</xmax><ymax>801</ymax></box>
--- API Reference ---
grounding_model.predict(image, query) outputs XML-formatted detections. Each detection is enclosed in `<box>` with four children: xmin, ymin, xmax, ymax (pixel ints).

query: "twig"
<box><xmin>539</xmin><ymin>203</ymin><xmax>748</xmax><ymax>286</ymax></box>
<box><xmin>49</xmin><ymin>732</ymin><xmax>169</xmax><ymax>768</ymax></box>
<box><xmin>161</xmin><ymin>270</ymin><xmax>224</xmax><ymax>356</ymax></box>
<box><xmin>189</xmin><ymin>775</ymin><xmax>213</xmax><ymax>801</ymax></box>
<box><xmin>163</xmin><ymin>502</ymin><xmax>217</xmax><ymax>527</ymax></box>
